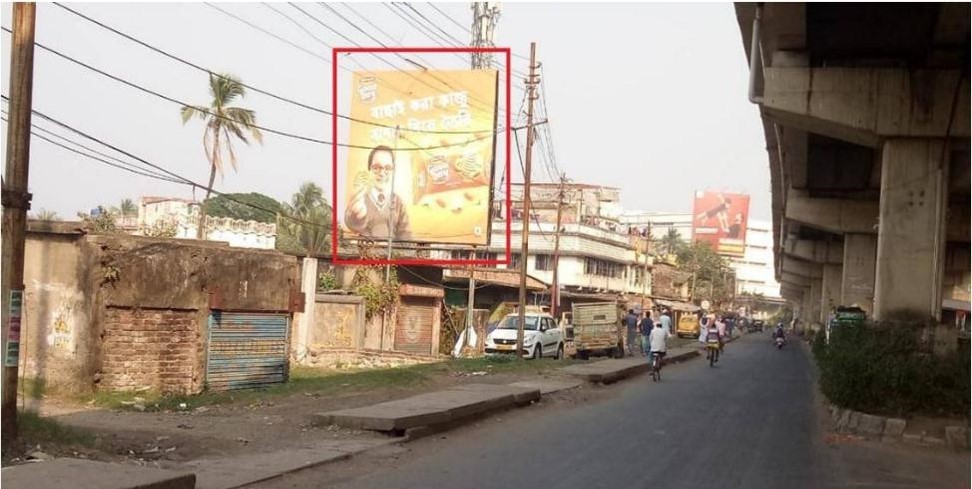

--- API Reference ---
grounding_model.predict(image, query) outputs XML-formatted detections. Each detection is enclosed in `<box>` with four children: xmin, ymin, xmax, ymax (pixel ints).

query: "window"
<box><xmin>583</xmin><ymin>257</ymin><xmax>624</xmax><ymax>278</ymax></box>
<box><xmin>450</xmin><ymin>250</ymin><xmax>497</xmax><ymax>261</ymax></box>
<box><xmin>510</xmin><ymin>253</ymin><xmax>521</xmax><ymax>268</ymax></box>
<box><xmin>535</xmin><ymin>254</ymin><xmax>554</xmax><ymax>271</ymax></box>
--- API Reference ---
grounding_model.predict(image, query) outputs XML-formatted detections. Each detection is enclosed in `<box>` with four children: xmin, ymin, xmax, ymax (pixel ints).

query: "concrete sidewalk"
<box><xmin>1</xmin><ymin>458</ymin><xmax>196</xmax><ymax>489</ymax></box>
<box><xmin>557</xmin><ymin>346</ymin><xmax>699</xmax><ymax>383</ymax></box>
<box><xmin>313</xmin><ymin>383</ymin><xmax>541</xmax><ymax>434</ymax></box>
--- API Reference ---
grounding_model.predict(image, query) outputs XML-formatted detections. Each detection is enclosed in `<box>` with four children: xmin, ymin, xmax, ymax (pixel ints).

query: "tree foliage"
<box><xmin>675</xmin><ymin>240</ymin><xmax>735</xmax><ymax>308</ymax></box>
<box><xmin>275</xmin><ymin>182</ymin><xmax>333</xmax><ymax>256</ymax></box>
<box><xmin>77</xmin><ymin>206</ymin><xmax>117</xmax><ymax>233</ymax></box>
<box><xmin>33</xmin><ymin>209</ymin><xmax>60</xmax><ymax>221</ymax></box>
<box><xmin>205</xmin><ymin>192</ymin><xmax>283</xmax><ymax>223</ymax></box>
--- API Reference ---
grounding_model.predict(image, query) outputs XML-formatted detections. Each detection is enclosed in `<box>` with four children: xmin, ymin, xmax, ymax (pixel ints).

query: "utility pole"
<box><xmin>464</xmin><ymin>248</ymin><xmax>477</xmax><ymax>354</ymax></box>
<box><xmin>1</xmin><ymin>2</ymin><xmax>37</xmax><ymax>443</ymax></box>
<box><xmin>640</xmin><ymin>224</ymin><xmax>651</xmax><ymax>311</ymax></box>
<box><xmin>470</xmin><ymin>2</ymin><xmax>500</xmax><ymax>69</ymax></box>
<box><xmin>550</xmin><ymin>173</ymin><xmax>566</xmax><ymax>318</ymax></box>
<box><xmin>515</xmin><ymin>42</ymin><xmax>539</xmax><ymax>358</ymax></box>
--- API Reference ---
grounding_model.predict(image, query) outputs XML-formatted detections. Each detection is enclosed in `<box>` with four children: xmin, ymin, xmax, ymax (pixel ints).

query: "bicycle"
<box><xmin>649</xmin><ymin>351</ymin><xmax>664</xmax><ymax>381</ymax></box>
<box><xmin>705</xmin><ymin>342</ymin><xmax>720</xmax><ymax>367</ymax></box>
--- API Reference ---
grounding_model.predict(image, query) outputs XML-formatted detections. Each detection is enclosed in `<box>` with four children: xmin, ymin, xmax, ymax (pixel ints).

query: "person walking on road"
<box><xmin>639</xmin><ymin>311</ymin><xmax>654</xmax><ymax>356</ymax></box>
<box><xmin>625</xmin><ymin>309</ymin><xmax>639</xmax><ymax>357</ymax></box>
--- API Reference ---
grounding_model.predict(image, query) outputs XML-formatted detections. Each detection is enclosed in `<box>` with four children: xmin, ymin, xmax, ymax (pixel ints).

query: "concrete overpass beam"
<box><xmin>785</xmin><ymin>188</ymin><xmax>878</xmax><ymax>234</ymax></box>
<box><xmin>841</xmin><ymin>234</ymin><xmax>877</xmax><ymax>315</ymax></box>
<box><xmin>781</xmin><ymin>255</ymin><xmax>823</xmax><ymax>278</ymax></box>
<box><xmin>874</xmin><ymin>139</ymin><xmax>949</xmax><ymax>322</ymax></box>
<box><xmin>783</xmin><ymin>236</ymin><xmax>843</xmax><ymax>264</ymax></box>
<box><xmin>780</xmin><ymin>272</ymin><xmax>811</xmax><ymax>288</ymax></box>
<box><xmin>762</xmin><ymin>67</ymin><xmax>969</xmax><ymax>145</ymax></box>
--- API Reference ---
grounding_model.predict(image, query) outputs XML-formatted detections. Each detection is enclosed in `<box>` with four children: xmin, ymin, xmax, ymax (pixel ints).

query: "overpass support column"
<box><xmin>808</xmin><ymin>278</ymin><xmax>823</xmax><ymax>327</ymax></box>
<box><xmin>841</xmin><ymin>234</ymin><xmax>877</xmax><ymax>315</ymax></box>
<box><xmin>821</xmin><ymin>264</ymin><xmax>843</xmax><ymax>324</ymax></box>
<box><xmin>874</xmin><ymin>139</ymin><xmax>949</xmax><ymax>322</ymax></box>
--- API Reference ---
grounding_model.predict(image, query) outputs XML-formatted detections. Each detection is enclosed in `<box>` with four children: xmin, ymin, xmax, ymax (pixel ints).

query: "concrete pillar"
<box><xmin>841</xmin><ymin>234</ymin><xmax>877</xmax><ymax>314</ymax></box>
<box><xmin>809</xmin><ymin>278</ymin><xmax>823</xmax><ymax>326</ymax></box>
<box><xmin>821</xmin><ymin>264</ymin><xmax>843</xmax><ymax>323</ymax></box>
<box><xmin>874</xmin><ymin>139</ymin><xmax>948</xmax><ymax>322</ymax></box>
<box><xmin>294</xmin><ymin>257</ymin><xmax>318</xmax><ymax>363</ymax></box>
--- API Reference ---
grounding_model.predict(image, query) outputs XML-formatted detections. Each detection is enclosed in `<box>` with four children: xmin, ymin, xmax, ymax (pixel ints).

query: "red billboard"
<box><xmin>692</xmin><ymin>191</ymin><xmax>750</xmax><ymax>257</ymax></box>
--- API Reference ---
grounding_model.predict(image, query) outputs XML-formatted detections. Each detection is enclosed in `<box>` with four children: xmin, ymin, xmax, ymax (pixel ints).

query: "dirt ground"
<box><xmin>4</xmin><ymin>360</ymin><xmax>583</xmax><ymax>468</ymax></box>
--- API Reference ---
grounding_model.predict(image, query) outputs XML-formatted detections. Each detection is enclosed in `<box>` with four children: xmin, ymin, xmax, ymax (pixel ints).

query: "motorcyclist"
<box><xmin>773</xmin><ymin>323</ymin><xmax>786</xmax><ymax>343</ymax></box>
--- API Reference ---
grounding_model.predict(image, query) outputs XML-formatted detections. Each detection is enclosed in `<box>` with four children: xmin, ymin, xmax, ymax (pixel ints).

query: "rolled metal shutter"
<box><xmin>395</xmin><ymin>298</ymin><xmax>434</xmax><ymax>355</ymax></box>
<box><xmin>207</xmin><ymin>311</ymin><xmax>289</xmax><ymax>391</ymax></box>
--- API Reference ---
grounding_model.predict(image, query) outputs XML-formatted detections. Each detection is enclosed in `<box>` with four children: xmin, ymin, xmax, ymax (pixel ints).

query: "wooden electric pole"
<box><xmin>550</xmin><ymin>173</ymin><xmax>566</xmax><ymax>319</ymax></box>
<box><xmin>515</xmin><ymin>42</ymin><xmax>539</xmax><ymax>358</ymax></box>
<box><xmin>2</xmin><ymin>2</ymin><xmax>37</xmax><ymax>443</ymax></box>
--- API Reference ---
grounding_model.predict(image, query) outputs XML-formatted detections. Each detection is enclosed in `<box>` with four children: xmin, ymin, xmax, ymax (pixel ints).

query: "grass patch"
<box><xmin>88</xmin><ymin>356</ymin><xmax>572</xmax><ymax>412</ymax></box>
<box><xmin>17</xmin><ymin>410</ymin><xmax>95</xmax><ymax>447</ymax></box>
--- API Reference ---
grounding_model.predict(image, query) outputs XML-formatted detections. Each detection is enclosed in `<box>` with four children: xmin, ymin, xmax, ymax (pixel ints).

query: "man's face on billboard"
<box><xmin>370</xmin><ymin>150</ymin><xmax>394</xmax><ymax>189</ymax></box>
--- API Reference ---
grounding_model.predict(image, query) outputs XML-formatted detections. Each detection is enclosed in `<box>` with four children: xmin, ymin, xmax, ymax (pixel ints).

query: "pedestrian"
<box><xmin>639</xmin><ymin>311</ymin><xmax>654</xmax><ymax>356</ymax></box>
<box><xmin>699</xmin><ymin>313</ymin><xmax>711</xmax><ymax>345</ymax></box>
<box><xmin>659</xmin><ymin>308</ymin><xmax>673</xmax><ymax>336</ymax></box>
<box><xmin>625</xmin><ymin>309</ymin><xmax>639</xmax><ymax>357</ymax></box>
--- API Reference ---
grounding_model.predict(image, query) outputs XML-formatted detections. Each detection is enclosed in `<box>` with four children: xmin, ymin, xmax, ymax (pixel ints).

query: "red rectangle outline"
<box><xmin>331</xmin><ymin>46</ymin><xmax>512</xmax><ymax>267</ymax></box>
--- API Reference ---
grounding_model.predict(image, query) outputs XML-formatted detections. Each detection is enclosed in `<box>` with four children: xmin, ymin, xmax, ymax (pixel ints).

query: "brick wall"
<box><xmin>101</xmin><ymin>307</ymin><xmax>203</xmax><ymax>394</ymax></box>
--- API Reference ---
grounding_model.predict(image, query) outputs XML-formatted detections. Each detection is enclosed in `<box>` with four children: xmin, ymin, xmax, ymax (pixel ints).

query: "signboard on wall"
<box><xmin>691</xmin><ymin>191</ymin><xmax>750</xmax><ymax>257</ymax></box>
<box><xmin>343</xmin><ymin>69</ymin><xmax>499</xmax><ymax>245</ymax></box>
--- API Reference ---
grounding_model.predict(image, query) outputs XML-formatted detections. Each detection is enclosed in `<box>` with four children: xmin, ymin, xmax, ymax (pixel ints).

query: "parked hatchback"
<box><xmin>484</xmin><ymin>313</ymin><xmax>565</xmax><ymax>359</ymax></box>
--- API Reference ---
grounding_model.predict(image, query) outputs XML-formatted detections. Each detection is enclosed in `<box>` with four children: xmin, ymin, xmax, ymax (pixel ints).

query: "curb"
<box><xmin>828</xmin><ymin>405</ymin><xmax>970</xmax><ymax>451</ymax></box>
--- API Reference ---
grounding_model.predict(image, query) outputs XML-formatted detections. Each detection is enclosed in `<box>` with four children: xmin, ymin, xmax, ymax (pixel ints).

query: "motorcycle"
<box><xmin>775</xmin><ymin>336</ymin><xmax>785</xmax><ymax>349</ymax></box>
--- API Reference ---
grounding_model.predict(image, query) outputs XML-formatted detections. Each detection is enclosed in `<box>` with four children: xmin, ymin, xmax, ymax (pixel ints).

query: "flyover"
<box><xmin>735</xmin><ymin>3</ymin><xmax>970</xmax><ymax>328</ymax></box>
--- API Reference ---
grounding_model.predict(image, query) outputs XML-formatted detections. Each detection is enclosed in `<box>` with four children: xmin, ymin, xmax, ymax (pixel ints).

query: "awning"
<box><xmin>651</xmin><ymin>297</ymin><xmax>700</xmax><ymax>313</ymax></box>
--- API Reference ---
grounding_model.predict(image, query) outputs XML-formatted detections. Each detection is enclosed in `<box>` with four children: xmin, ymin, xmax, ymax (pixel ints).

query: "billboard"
<box><xmin>691</xmin><ymin>191</ymin><xmax>750</xmax><ymax>257</ymax></box>
<box><xmin>342</xmin><ymin>69</ymin><xmax>499</xmax><ymax>246</ymax></box>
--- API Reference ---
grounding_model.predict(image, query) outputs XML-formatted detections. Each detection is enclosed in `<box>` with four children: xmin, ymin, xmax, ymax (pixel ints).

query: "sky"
<box><xmin>1</xmin><ymin>2</ymin><xmax>770</xmax><ymax>222</ymax></box>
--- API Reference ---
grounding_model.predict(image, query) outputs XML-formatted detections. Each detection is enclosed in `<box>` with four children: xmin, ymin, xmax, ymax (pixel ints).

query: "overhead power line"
<box><xmin>200</xmin><ymin>2</ymin><xmax>331</xmax><ymax>62</ymax></box>
<box><xmin>0</xmin><ymin>28</ymin><xmax>501</xmax><ymax>151</ymax></box>
<box><xmin>50</xmin><ymin>2</ymin><xmax>498</xmax><ymax>135</ymax></box>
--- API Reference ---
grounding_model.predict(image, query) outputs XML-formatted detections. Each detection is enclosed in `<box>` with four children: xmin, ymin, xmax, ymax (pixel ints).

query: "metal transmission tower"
<box><xmin>471</xmin><ymin>2</ymin><xmax>500</xmax><ymax>69</ymax></box>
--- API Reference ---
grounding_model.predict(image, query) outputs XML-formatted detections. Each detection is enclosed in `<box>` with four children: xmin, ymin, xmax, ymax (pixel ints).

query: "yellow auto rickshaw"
<box><xmin>677</xmin><ymin>313</ymin><xmax>701</xmax><ymax>338</ymax></box>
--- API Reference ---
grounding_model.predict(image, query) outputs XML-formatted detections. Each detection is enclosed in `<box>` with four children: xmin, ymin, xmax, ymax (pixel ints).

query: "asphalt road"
<box><xmin>262</xmin><ymin>334</ymin><xmax>969</xmax><ymax>489</ymax></box>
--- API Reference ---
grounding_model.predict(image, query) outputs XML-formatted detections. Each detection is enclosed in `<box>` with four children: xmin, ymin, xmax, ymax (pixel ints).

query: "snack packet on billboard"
<box><xmin>414</xmin><ymin>138</ymin><xmax>490</xmax><ymax>204</ymax></box>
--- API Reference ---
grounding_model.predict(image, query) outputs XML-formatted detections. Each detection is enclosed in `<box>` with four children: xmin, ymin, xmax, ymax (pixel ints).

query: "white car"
<box><xmin>484</xmin><ymin>313</ymin><xmax>565</xmax><ymax>359</ymax></box>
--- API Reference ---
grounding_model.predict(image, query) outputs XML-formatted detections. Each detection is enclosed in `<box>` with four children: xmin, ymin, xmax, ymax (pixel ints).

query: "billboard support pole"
<box><xmin>515</xmin><ymin>42</ymin><xmax>538</xmax><ymax>359</ymax></box>
<box><xmin>385</xmin><ymin>124</ymin><xmax>401</xmax><ymax>282</ymax></box>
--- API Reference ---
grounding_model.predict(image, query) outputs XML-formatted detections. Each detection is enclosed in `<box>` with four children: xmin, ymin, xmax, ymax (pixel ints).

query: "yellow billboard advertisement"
<box><xmin>343</xmin><ymin>69</ymin><xmax>499</xmax><ymax>245</ymax></box>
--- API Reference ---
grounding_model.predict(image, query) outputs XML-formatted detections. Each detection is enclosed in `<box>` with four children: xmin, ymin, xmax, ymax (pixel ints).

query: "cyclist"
<box><xmin>648</xmin><ymin>320</ymin><xmax>670</xmax><ymax>377</ymax></box>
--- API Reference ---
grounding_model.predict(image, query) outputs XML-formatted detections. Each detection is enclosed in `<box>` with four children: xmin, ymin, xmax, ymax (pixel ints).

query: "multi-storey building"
<box><xmin>620</xmin><ymin>212</ymin><xmax>782</xmax><ymax>299</ymax></box>
<box><xmin>438</xmin><ymin>183</ymin><xmax>652</xmax><ymax>309</ymax></box>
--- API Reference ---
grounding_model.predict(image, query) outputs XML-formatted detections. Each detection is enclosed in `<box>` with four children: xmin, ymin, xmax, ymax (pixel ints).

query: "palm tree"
<box><xmin>181</xmin><ymin>73</ymin><xmax>262</xmax><ymax>238</ymax></box>
<box><xmin>34</xmin><ymin>209</ymin><xmax>59</xmax><ymax>221</ymax></box>
<box><xmin>278</xmin><ymin>182</ymin><xmax>332</xmax><ymax>255</ymax></box>
<box><xmin>662</xmin><ymin>227</ymin><xmax>683</xmax><ymax>255</ymax></box>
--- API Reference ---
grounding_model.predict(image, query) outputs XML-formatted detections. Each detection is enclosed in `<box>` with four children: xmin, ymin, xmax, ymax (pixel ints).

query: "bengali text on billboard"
<box><xmin>343</xmin><ymin>69</ymin><xmax>499</xmax><ymax>246</ymax></box>
<box><xmin>691</xmin><ymin>191</ymin><xmax>750</xmax><ymax>257</ymax></box>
